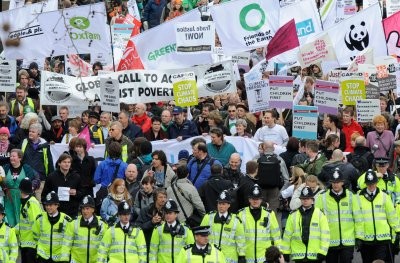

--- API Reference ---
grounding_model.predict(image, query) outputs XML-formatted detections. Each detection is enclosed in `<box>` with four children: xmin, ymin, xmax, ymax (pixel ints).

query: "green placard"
<box><xmin>172</xmin><ymin>74</ymin><xmax>199</xmax><ymax>107</ymax></box>
<box><xmin>340</xmin><ymin>79</ymin><xmax>366</xmax><ymax>105</ymax></box>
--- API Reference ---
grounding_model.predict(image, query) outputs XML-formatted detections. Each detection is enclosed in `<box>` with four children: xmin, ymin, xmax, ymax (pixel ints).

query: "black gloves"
<box><xmin>238</xmin><ymin>256</ymin><xmax>246</xmax><ymax>263</ymax></box>
<box><xmin>356</xmin><ymin>238</ymin><xmax>363</xmax><ymax>251</ymax></box>
<box><xmin>283</xmin><ymin>254</ymin><xmax>290</xmax><ymax>262</ymax></box>
<box><xmin>317</xmin><ymin>253</ymin><xmax>325</xmax><ymax>260</ymax></box>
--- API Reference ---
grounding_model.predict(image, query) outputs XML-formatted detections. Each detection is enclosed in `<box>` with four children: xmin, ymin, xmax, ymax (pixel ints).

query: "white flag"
<box><xmin>326</xmin><ymin>3</ymin><xmax>386</xmax><ymax>66</ymax></box>
<box><xmin>320</xmin><ymin>0</ymin><xmax>357</xmax><ymax>29</ymax></box>
<box><xmin>210</xmin><ymin>0</ymin><xmax>280</xmax><ymax>55</ymax></box>
<box><xmin>132</xmin><ymin>9</ymin><xmax>213</xmax><ymax>69</ymax></box>
<box><xmin>0</xmin><ymin>0</ymin><xmax>58</xmax><ymax>60</ymax></box>
<box><xmin>38</xmin><ymin>3</ymin><xmax>111</xmax><ymax>59</ymax></box>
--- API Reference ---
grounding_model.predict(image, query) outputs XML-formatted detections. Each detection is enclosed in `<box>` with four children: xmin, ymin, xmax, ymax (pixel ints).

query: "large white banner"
<box><xmin>40</xmin><ymin>71</ymin><xmax>99</xmax><ymax>106</ymax></box>
<box><xmin>0</xmin><ymin>0</ymin><xmax>58</xmax><ymax>59</ymax></box>
<box><xmin>320</xmin><ymin>0</ymin><xmax>357</xmax><ymax>29</ymax></box>
<box><xmin>326</xmin><ymin>3</ymin><xmax>387</xmax><ymax>66</ymax></box>
<box><xmin>132</xmin><ymin>9</ymin><xmax>213</xmax><ymax>69</ymax></box>
<box><xmin>38</xmin><ymin>3</ymin><xmax>111</xmax><ymax>59</ymax></box>
<box><xmin>210</xmin><ymin>0</ymin><xmax>280</xmax><ymax>55</ymax></box>
<box><xmin>50</xmin><ymin>136</ymin><xmax>284</xmax><ymax>172</ymax></box>
<box><xmin>279</xmin><ymin>0</ymin><xmax>323</xmax><ymax>45</ymax></box>
<box><xmin>175</xmin><ymin>21</ymin><xmax>215</xmax><ymax>54</ymax></box>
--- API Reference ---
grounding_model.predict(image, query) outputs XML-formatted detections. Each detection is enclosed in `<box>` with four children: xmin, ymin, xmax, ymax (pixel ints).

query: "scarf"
<box><xmin>0</xmin><ymin>140</ymin><xmax>9</xmax><ymax>153</ymax></box>
<box><xmin>111</xmin><ymin>193</ymin><xmax>125</xmax><ymax>201</ymax></box>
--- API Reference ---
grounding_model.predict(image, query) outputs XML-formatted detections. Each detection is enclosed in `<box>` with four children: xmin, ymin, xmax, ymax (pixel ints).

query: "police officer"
<box><xmin>64</xmin><ymin>195</ymin><xmax>107</xmax><ymax>263</ymax></box>
<box><xmin>88</xmin><ymin>111</ymin><xmax>104</xmax><ymax>144</ymax></box>
<box><xmin>201</xmin><ymin>190</ymin><xmax>246</xmax><ymax>263</ymax></box>
<box><xmin>238</xmin><ymin>184</ymin><xmax>281</xmax><ymax>263</ymax></box>
<box><xmin>32</xmin><ymin>191</ymin><xmax>72</xmax><ymax>263</ymax></box>
<box><xmin>282</xmin><ymin>186</ymin><xmax>330</xmax><ymax>262</ymax></box>
<box><xmin>17</xmin><ymin>178</ymin><xmax>42</xmax><ymax>263</ymax></box>
<box><xmin>315</xmin><ymin>168</ymin><xmax>355</xmax><ymax>263</ymax></box>
<box><xmin>176</xmin><ymin>226</ymin><xmax>226</xmax><ymax>263</ymax></box>
<box><xmin>357</xmin><ymin>157</ymin><xmax>400</xmax><ymax>204</ymax></box>
<box><xmin>150</xmin><ymin>199</ymin><xmax>194</xmax><ymax>263</ymax></box>
<box><xmin>98</xmin><ymin>201</ymin><xmax>147</xmax><ymax>263</ymax></box>
<box><xmin>0</xmin><ymin>203</ymin><xmax>18</xmax><ymax>263</ymax></box>
<box><xmin>354</xmin><ymin>169</ymin><xmax>400</xmax><ymax>262</ymax></box>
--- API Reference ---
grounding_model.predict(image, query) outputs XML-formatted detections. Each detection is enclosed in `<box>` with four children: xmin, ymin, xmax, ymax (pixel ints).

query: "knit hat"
<box><xmin>140</xmin><ymin>140</ymin><xmax>153</xmax><ymax>155</ymax></box>
<box><xmin>0</xmin><ymin>127</ymin><xmax>10</xmax><ymax>137</ymax></box>
<box><xmin>178</xmin><ymin>150</ymin><xmax>189</xmax><ymax>161</ymax></box>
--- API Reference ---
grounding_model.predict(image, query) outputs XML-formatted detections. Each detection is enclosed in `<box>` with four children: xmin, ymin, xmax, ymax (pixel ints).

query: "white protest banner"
<box><xmin>171</xmin><ymin>72</ymin><xmax>198</xmax><ymax>107</ymax></box>
<box><xmin>356</xmin><ymin>99</ymin><xmax>380</xmax><ymax>122</ymax></box>
<box><xmin>0</xmin><ymin>0</ymin><xmax>58</xmax><ymax>60</ymax></box>
<box><xmin>298</xmin><ymin>33</ymin><xmax>337</xmax><ymax>68</ymax></box>
<box><xmin>279</xmin><ymin>0</ymin><xmax>323</xmax><ymax>44</ymax></box>
<box><xmin>127</xmin><ymin>0</ymin><xmax>141</xmax><ymax>20</ymax></box>
<box><xmin>293</xmin><ymin>75</ymin><xmax>305</xmax><ymax>105</ymax></box>
<box><xmin>175</xmin><ymin>21</ymin><xmax>215</xmax><ymax>54</ymax></box>
<box><xmin>100</xmin><ymin>78</ymin><xmax>120</xmax><ymax>113</ymax></box>
<box><xmin>246</xmin><ymin>80</ymin><xmax>269</xmax><ymax>112</ymax></box>
<box><xmin>40</xmin><ymin>71</ymin><xmax>100</xmax><ymax>106</ymax></box>
<box><xmin>346</xmin><ymin>47</ymin><xmax>374</xmax><ymax>72</ymax></box>
<box><xmin>293</xmin><ymin>105</ymin><xmax>318</xmax><ymax>140</ymax></box>
<box><xmin>340</xmin><ymin>72</ymin><xmax>366</xmax><ymax>105</ymax></box>
<box><xmin>132</xmin><ymin>9</ymin><xmax>213</xmax><ymax>69</ymax></box>
<box><xmin>326</xmin><ymin>4</ymin><xmax>387</xmax><ymax>66</ymax></box>
<box><xmin>320</xmin><ymin>0</ymin><xmax>357</xmax><ymax>29</ymax></box>
<box><xmin>51</xmin><ymin>144</ymin><xmax>105</xmax><ymax>168</ymax></box>
<box><xmin>193</xmin><ymin>61</ymin><xmax>236</xmax><ymax>97</ymax></box>
<box><xmin>269</xmin><ymin>75</ymin><xmax>294</xmax><ymax>109</ymax></box>
<box><xmin>8</xmin><ymin>0</ymin><xmax>25</xmax><ymax>9</ymax></box>
<box><xmin>358</xmin><ymin>64</ymin><xmax>380</xmax><ymax>99</ymax></box>
<box><xmin>386</xmin><ymin>0</ymin><xmax>400</xmax><ymax>17</ymax></box>
<box><xmin>314</xmin><ymin>80</ymin><xmax>339</xmax><ymax>114</ymax></box>
<box><xmin>38</xmin><ymin>3</ymin><xmax>111</xmax><ymax>59</ymax></box>
<box><xmin>0</xmin><ymin>60</ymin><xmax>17</xmax><ymax>92</ymax></box>
<box><xmin>210</xmin><ymin>0</ymin><xmax>280</xmax><ymax>55</ymax></box>
<box><xmin>57</xmin><ymin>105</ymin><xmax>88</xmax><ymax>119</ymax></box>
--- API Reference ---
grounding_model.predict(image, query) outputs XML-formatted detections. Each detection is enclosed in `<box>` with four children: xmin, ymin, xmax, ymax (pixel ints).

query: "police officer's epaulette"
<box><xmin>213</xmin><ymin>244</ymin><xmax>222</xmax><ymax>251</ymax></box>
<box><xmin>5</xmin><ymin>222</ymin><xmax>10</xmax><ymax>227</ymax></box>
<box><xmin>232</xmin><ymin>214</ymin><xmax>242</xmax><ymax>223</ymax></box>
<box><xmin>262</xmin><ymin>207</ymin><xmax>272</xmax><ymax>212</ymax></box>
<box><xmin>290</xmin><ymin>209</ymin><xmax>298</xmax><ymax>214</ymax></box>
<box><xmin>237</xmin><ymin>208</ymin><xmax>245</xmax><ymax>213</ymax></box>
<box><xmin>65</xmin><ymin>215</ymin><xmax>73</xmax><ymax>223</ymax></box>
<box><xmin>36</xmin><ymin>214</ymin><xmax>43</xmax><ymax>220</ymax></box>
<box><xmin>319</xmin><ymin>189</ymin><xmax>327</xmax><ymax>194</ymax></box>
<box><xmin>184</xmin><ymin>244</ymin><xmax>193</xmax><ymax>250</ymax></box>
<box><xmin>208</xmin><ymin>211</ymin><xmax>216</xmax><ymax>215</ymax></box>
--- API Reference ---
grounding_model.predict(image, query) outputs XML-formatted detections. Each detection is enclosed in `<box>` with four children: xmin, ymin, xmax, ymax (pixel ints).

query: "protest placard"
<box><xmin>175</xmin><ymin>21</ymin><xmax>215</xmax><ymax>54</ymax></box>
<box><xmin>340</xmin><ymin>72</ymin><xmax>366</xmax><ymax>105</ymax></box>
<box><xmin>171</xmin><ymin>72</ymin><xmax>198</xmax><ymax>107</ymax></box>
<box><xmin>0</xmin><ymin>60</ymin><xmax>16</xmax><ymax>92</ymax></box>
<box><xmin>314</xmin><ymin>80</ymin><xmax>339</xmax><ymax>114</ymax></box>
<box><xmin>269</xmin><ymin>75</ymin><xmax>293</xmax><ymax>109</ymax></box>
<box><xmin>292</xmin><ymin>105</ymin><xmax>318</xmax><ymax>139</ymax></box>
<box><xmin>245</xmin><ymin>80</ymin><xmax>269</xmax><ymax>113</ymax></box>
<box><xmin>375</xmin><ymin>56</ymin><xmax>398</xmax><ymax>92</ymax></box>
<box><xmin>358</xmin><ymin>64</ymin><xmax>380</xmax><ymax>99</ymax></box>
<box><xmin>100</xmin><ymin>78</ymin><xmax>120</xmax><ymax>113</ymax></box>
<box><xmin>356</xmin><ymin>99</ymin><xmax>380</xmax><ymax>123</ymax></box>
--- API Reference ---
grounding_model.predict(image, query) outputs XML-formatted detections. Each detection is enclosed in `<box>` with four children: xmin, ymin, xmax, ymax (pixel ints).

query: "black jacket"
<box><xmin>280</xmin><ymin>150</ymin><xmax>299</xmax><ymax>172</ymax></box>
<box><xmin>237</xmin><ymin>174</ymin><xmax>257</xmax><ymax>209</ymax></box>
<box><xmin>123</xmin><ymin>123</ymin><xmax>143</xmax><ymax>143</ymax></box>
<box><xmin>198</xmin><ymin>174</ymin><xmax>234</xmax><ymax>213</ymax></box>
<box><xmin>72</xmin><ymin>153</ymin><xmax>96</xmax><ymax>196</ymax></box>
<box><xmin>346</xmin><ymin>146</ymin><xmax>374</xmax><ymax>169</ymax></box>
<box><xmin>42</xmin><ymin>169</ymin><xmax>82</xmax><ymax>218</ymax></box>
<box><xmin>318</xmin><ymin>161</ymin><xmax>359</xmax><ymax>192</ymax></box>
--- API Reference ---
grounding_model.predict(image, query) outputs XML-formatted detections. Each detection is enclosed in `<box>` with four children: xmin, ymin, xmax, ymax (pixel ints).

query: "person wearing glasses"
<box><xmin>223</xmin><ymin>103</ymin><xmax>238</xmax><ymax>135</ymax></box>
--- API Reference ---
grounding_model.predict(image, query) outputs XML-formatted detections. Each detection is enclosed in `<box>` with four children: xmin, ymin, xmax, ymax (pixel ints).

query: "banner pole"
<box><xmin>109</xmin><ymin>24</ymin><xmax>116</xmax><ymax>72</ymax></box>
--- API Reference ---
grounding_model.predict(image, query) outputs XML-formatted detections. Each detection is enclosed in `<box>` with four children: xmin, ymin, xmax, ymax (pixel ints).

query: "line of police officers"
<box><xmin>1</xmin><ymin>162</ymin><xmax>400</xmax><ymax>263</ymax></box>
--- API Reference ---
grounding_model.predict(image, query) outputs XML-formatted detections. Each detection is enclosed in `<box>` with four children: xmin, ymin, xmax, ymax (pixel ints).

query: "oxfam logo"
<box><xmin>239</xmin><ymin>3</ymin><xmax>266</xmax><ymax>31</ymax></box>
<box><xmin>70</xmin><ymin>17</ymin><xmax>90</xmax><ymax>30</ymax></box>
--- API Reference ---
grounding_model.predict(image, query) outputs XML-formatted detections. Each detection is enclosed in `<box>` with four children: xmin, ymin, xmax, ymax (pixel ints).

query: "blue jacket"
<box><xmin>142</xmin><ymin>0</ymin><xmax>167</xmax><ymax>28</ymax></box>
<box><xmin>0</xmin><ymin>115</ymin><xmax>18</xmax><ymax>138</ymax></box>
<box><xmin>168</xmin><ymin>120</ymin><xmax>199</xmax><ymax>140</ymax></box>
<box><xmin>94</xmin><ymin>158</ymin><xmax>127</xmax><ymax>187</ymax></box>
<box><xmin>100</xmin><ymin>195</ymin><xmax>119</xmax><ymax>223</ymax></box>
<box><xmin>187</xmin><ymin>155</ymin><xmax>221</xmax><ymax>189</ymax></box>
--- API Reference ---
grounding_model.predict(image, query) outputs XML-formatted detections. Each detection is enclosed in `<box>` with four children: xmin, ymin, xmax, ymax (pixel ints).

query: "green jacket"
<box><xmin>297</xmin><ymin>153</ymin><xmax>327</xmax><ymax>176</ymax></box>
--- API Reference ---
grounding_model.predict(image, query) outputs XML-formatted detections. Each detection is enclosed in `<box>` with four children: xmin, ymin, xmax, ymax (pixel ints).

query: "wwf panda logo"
<box><xmin>344</xmin><ymin>21</ymin><xmax>369</xmax><ymax>60</ymax></box>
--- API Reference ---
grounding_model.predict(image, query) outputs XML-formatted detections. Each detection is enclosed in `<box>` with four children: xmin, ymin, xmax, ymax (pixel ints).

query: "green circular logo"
<box><xmin>70</xmin><ymin>17</ymin><xmax>90</xmax><ymax>30</ymax></box>
<box><xmin>239</xmin><ymin>3</ymin><xmax>266</xmax><ymax>31</ymax></box>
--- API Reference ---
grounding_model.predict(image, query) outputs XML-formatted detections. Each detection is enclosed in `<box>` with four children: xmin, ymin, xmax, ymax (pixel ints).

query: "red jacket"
<box><xmin>131</xmin><ymin>113</ymin><xmax>152</xmax><ymax>133</ymax></box>
<box><xmin>342</xmin><ymin>119</ymin><xmax>364</xmax><ymax>153</ymax></box>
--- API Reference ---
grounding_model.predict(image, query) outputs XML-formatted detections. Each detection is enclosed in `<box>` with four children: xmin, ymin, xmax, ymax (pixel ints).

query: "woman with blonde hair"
<box><xmin>208</xmin><ymin>110</ymin><xmax>231</xmax><ymax>135</ymax></box>
<box><xmin>61</xmin><ymin>119</ymin><xmax>82</xmax><ymax>144</ymax></box>
<box><xmin>289</xmin><ymin>174</ymin><xmax>324</xmax><ymax>211</ymax></box>
<box><xmin>100</xmin><ymin>178</ymin><xmax>132</xmax><ymax>225</ymax></box>
<box><xmin>11</xmin><ymin>112</ymin><xmax>39</xmax><ymax>145</ymax></box>
<box><xmin>366</xmin><ymin>114</ymin><xmax>394</xmax><ymax>158</ymax></box>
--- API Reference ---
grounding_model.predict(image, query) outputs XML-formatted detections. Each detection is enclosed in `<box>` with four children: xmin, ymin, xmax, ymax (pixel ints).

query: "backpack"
<box><xmin>349</xmin><ymin>152</ymin><xmax>370</xmax><ymax>174</ymax></box>
<box><xmin>136</xmin><ymin>156</ymin><xmax>152</xmax><ymax>181</ymax></box>
<box><xmin>257</xmin><ymin>153</ymin><xmax>284</xmax><ymax>188</ymax></box>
